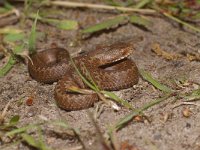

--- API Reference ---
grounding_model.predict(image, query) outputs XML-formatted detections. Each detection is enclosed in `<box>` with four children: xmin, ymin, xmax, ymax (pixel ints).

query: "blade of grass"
<box><xmin>102</xmin><ymin>91</ymin><xmax>133</xmax><ymax>109</ymax></box>
<box><xmin>114</xmin><ymin>94</ymin><xmax>171</xmax><ymax>130</ymax></box>
<box><xmin>70</xmin><ymin>57</ymin><xmax>99</xmax><ymax>92</ymax></box>
<box><xmin>87</xmin><ymin>111</ymin><xmax>111</xmax><ymax>150</ymax></box>
<box><xmin>13</xmin><ymin>44</ymin><xmax>25</xmax><ymax>54</ymax></box>
<box><xmin>67</xmin><ymin>86</ymin><xmax>95</xmax><ymax>94</ymax></box>
<box><xmin>29</xmin><ymin>13</ymin><xmax>78</xmax><ymax>30</ymax></box>
<box><xmin>28</xmin><ymin>10</ymin><xmax>39</xmax><ymax>54</ymax></box>
<box><xmin>140</xmin><ymin>69</ymin><xmax>173</xmax><ymax>93</ymax></box>
<box><xmin>50</xmin><ymin>120</ymin><xmax>70</xmax><ymax>129</ymax></box>
<box><xmin>107</xmin><ymin>127</ymin><xmax>119</xmax><ymax>150</ymax></box>
<box><xmin>6</xmin><ymin>124</ymin><xmax>41</xmax><ymax>137</ymax></box>
<box><xmin>3</xmin><ymin>33</ymin><xmax>25</xmax><ymax>42</ymax></box>
<box><xmin>163</xmin><ymin>12</ymin><xmax>200</xmax><ymax>33</ymax></box>
<box><xmin>21</xmin><ymin>129</ymin><xmax>51</xmax><ymax>150</ymax></box>
<box><xmin>81</xmin><ymin>65</ymin><xmax>100</xmax><ymax>91</ymax></box>
<box><xmin>50</xmin><ymin>120</ymin><xmax>85</xmax><ymax>149</ymax></box>
<box><xmin>0</xmin><ymin>7</ymin><xmax>10</xmax><ymax>14</ymax></box>
<box><xmin>4</xmin><ymin>1</ymin><xmax>14</xmax><ymax>10</ymax></box>
<box><xmin>37</xmin><ymin>127</ymin><xmax>52</xmax><ymax>150</ymax></box>
<box><xmin>44</xmin><ymin>18</ymin><xmax>78</xmax><ymax>30</ymax></box>
<box><xmin>81</xmin><ymin>15</ymin><xmax>127</xmax><ymax>34</ymax></box>
<box><xmin>133</xmin><ymin>0</ymin><xmax>152</xmax><ymax>9</ymax></box>
<box><xmin>129</xmin><ymin>14</ymin><xmax>153</xmax><ymax>28</ymax></box>
<box><xmin>184</xmin><ymin>88</ymin><xmax>200</xmax><ymax>101</ymax></box>
<box><xmin>21</xmin><ymin>133</ymin><xmax>38</xmax><ymax>148</ymax></box>
<box><xmin>0</xmin><ymin>56</ymin><xmax>16</xmax><ymax>77</ymax></box>
<box><xmin>9</xmin><ymin>115</ymin><xmax>20</xmax><ymax>126</ymax></box>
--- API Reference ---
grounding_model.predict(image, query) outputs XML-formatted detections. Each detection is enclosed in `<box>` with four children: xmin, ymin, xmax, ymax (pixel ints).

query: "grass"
<box><xmin>0</xmin><ymin>100</ymin><xmax>85</xmax><ymax>150</ymax></box>
<box><xmin>28</xmin><ymin>10</ymin><xmax>39</xmax><ymax>54</ymax></box>
<box><xmin>0</xmin><ymin>56</ymin><xmax>16</xmax><ymax>77</ymax></box>
<box><xmin>0</xmin><ymin>113</ymin><xmax>50</xmax><ymax>150</ymax></box>
<box><xmin>139</xmin><ymin>69</ymin><xmax>173</xmax><ymax>93</ymax></box>
<box><xmin>49</xmin><ymin>0</ymin><xmax>200</xmax><ymax>35</ymax></box>
<box><xmin>0</xmin><ymin>10</ymin><xmax>39</xmax><ymax>76</ymax></box>
<box><xmin>0</xmin><ymin>113</ymin><xmax>86</xmax><ymax>150</ymax></box>
<box><xmin>1</xmin><ymin>1</ymin><xmax>200</xmax><ymax>150</ymax></box>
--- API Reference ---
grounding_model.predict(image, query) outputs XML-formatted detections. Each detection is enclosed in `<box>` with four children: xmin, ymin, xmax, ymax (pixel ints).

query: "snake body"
<box><xmin>28</xmin><ymin>43</ymin><xmax>139</xmax><ymax>110</ymax></box>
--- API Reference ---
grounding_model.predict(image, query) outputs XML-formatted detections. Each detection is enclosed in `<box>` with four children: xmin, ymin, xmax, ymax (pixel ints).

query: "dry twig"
<box><xmin>49</xmin><ymin>1</ymin><xmax>156</xmax><ymax>14</ymax></box>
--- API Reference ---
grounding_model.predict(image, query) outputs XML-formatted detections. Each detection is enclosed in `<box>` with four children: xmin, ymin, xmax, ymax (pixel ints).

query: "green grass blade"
<box><xmin>81</xmin><ymin>15</ymin><xmax>127</xmax><ymax>34</ymax></box>
<box><xmin>81</xmin><ymin>65</ymin><xmax>100</xmax><ymax>91</ymax></box>
<box><xmin>21</xmin><ymin>133</ymin><xmax>38</xmax><ymax>148</ymax></box>
<box><xmin>114</xmin><ymin>94</ymin><xmax>170</xmax><ymax>130</ymax></box>
<box><xmin>37</xmin><ymin>127</ymin><xmax>52</xmax><ymax>150</ymax></box>
<box><xmin>29</xmin><ymin>13</ymin><xmax>78</xmax><ymax>30</ymax></box>
<box><xmin>184</xmin><ymin>88</ymin><xmax>200</xmax><ymax>101</ymax></box>
<box><xmin>70</xmin><ymin>57</ymin><xmax>98</xmax><ymax>92</ymax></box>
<box><xmin>6</xmin><ymin>124</ymin><xmax>38</xmax><ymax>137</ymax></box>
<box><xmin>133</xmin><ymin>0</ymin><xmax>152</xmax><ymax>8</ymax></box>
<box><xmin>28</xmin><ymin>10</ymin><xmax>39</xmax><ymax>54</ymax></box>
<box><xmin>51</xmin><ymin>120</ymin><xmax>70</xmax><ymax>129</ymax></box>
<box><xmin>4</xmin><ymin>1</ymin><xmax>14</xmax><ymax>10</ymax></box>
<box><xmin>129</xmin><ymin>14</ymin><xmax>153</xmax><ymax>28</ymax></box>
<box><xmin>140</xmin><ymin>69</ymin><xmax>173</xmax><ymax>93</ymax></box>
<box><xmin>3</xmin><ymin>33</ymin><xmax>25</xmax><ymax>42</ymax></box>
<box><xmin>9</xmin><ymin>115</ymin><xmax>20</xmax><ymax>126</ymax></box>
<box><xmin>0</xmin><ymin>7</ymin><xmax>10</xmax><ymax>13</ymax></box>
<box><xmin>0</xmin><ymin>56</ymin><xmax>16</xmax><ymax>77</ymax></box>
<box><xmin>163</xmin><ymin>12</ymin><xmax>200</xmax><ymax>33</ymax></box>
<box><xmin>45</xmin><ymin>18</ymin><xmax>78</xmax><ymax>30</ymax></box>
<box><xmin>102</xmin><ymin>91</ymin><xmax>133</xmax><ymax>109</ymax></box>
<box><xmin>13</xmin><ymin>44</ymin><xmax>25</xmax><ymax>54</ymax></box>
<box><xmin>57</xmin><ymin>20</ymin><xmax>78</xmax><ymax>30</ymax></box>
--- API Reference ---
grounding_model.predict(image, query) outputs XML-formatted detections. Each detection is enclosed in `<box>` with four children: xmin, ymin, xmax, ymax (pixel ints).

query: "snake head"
<box><xmin>87</xmin><ymin>42</ymin><xmax>134</xmax><ymax>65</ymax></box>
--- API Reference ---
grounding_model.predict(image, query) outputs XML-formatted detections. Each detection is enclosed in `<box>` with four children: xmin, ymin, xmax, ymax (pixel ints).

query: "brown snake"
<box><xmin>28</xmin><ymin>42</ymin><xmax>139</xmax><ymax>110</ymax></box>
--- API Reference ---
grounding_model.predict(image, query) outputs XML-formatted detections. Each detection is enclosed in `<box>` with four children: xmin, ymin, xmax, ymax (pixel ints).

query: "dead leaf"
<box><xmin>133</xmin><ymin>115</ymin><xmax>144</xmax><ymax>123</ymax></box>
<box><xmin>186</xmin><ymin>53</ymin><xmax>200</xmax><ymax>61</ymax></box>
<box><xmin>151</xmin><ymin>43</ymin><xmax>182</xmax><ymax>60</ymax></box>
<box><xmin>120</xmin><ymin>140</ymin><xmax>140</xmax><ymax>150</ymax></box>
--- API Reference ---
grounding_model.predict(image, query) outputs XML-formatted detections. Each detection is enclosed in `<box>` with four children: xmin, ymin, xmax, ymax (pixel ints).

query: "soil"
<box><xmin>0</xmin><ymin>1</ymin><xmax>200</xmax><ymax>150</ymax></box>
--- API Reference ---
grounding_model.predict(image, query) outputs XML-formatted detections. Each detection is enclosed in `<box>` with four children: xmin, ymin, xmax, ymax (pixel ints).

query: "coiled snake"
<box><xmin>28</xmin><ymin>42</ymin><xmax>139</xmax><ymax>110</ymax></box>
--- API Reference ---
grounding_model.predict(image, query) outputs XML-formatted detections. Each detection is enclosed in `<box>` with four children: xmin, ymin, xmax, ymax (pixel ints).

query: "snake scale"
<box><xmin>28</xmin><ymin>42</ymin><xmax>139</xmax><ymax>110</ymax></box>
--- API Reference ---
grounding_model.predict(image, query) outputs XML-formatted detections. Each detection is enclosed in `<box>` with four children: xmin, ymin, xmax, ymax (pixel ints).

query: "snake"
<box><xmin>28</xmin><ymin>42</ymin><xmax>139</xmax><ymax>110</ymax></box>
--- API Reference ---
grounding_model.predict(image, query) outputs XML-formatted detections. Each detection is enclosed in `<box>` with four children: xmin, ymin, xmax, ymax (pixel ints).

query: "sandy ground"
<box><xmin>0</xmin><ymin>2</ymin><xmax>200</xmax><ymax>150</ymax></box>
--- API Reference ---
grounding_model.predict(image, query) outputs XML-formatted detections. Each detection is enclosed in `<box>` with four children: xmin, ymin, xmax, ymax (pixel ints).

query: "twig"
<box><xmin>108</xmin><ymin>128</ymin><xmax>120</xmax><ymax>150</ymax></box>
<box><xmin>163</xmin><ymin>12</ymin><xmax>200</xmax><ymax>33</ymax></box>
<box><xmin>0</xmin><ymin>9</ymin><xmax>20</xmax><ymax>27</ymax></box>
<box><xmin>49</xmin><ymin>1</ymin><xmax>156</xmax><ymax>14</ymax></box>
<box><xmin>87</xmin><ymin>111</ymin><xmax>112</xmax><ymax>150</ymax></box>
<box><xmin>0</xmin><ymin>100</ymin><xmax>12</xmax><ymax>124</ymax></box>
<box><xmin>97</xmin><ymin>92</ymin><xmax>120</xmax><ymax>111</ymax></box>
<box><xmin>0</xmin><ymin>8</ymin><xmax>20</xmax><ymax>18</ymax></box>
<box><xmin>173</xmin><ymin>101</ymin><xmax>200</xmax><ymax>109</ymax></box>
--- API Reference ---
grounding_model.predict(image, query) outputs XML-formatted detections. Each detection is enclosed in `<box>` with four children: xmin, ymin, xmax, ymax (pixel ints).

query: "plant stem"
<box><xmin>49</xmin><ymin>1</ymin><xmax>156</xmax><ymax>14</ymax></box>
<box><xmin>163</xmin><ymin>12</ymin><xmax>200</xmax><ymax>33</ymax></box>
